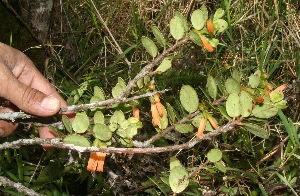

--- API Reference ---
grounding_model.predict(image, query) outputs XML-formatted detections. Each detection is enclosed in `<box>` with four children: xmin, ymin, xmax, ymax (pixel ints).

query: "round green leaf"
<box><xmin>93</xmin><ymin>86</ymin><xmax>105</xmax><ymax>101</ymax></box>
<box><xmin>213</xmin><ymin>8</ymin><xmax>225</xmax><ymax>20</ymax></box>
<box><xmin>155</xmin><ymin>58</ymin><xmax>172</xmax><ymax>73</ymax></box>
<box><xmin>180</xmin><ymin>85</ymin><xmax>199</xmax><ymax>113</ymax></box>
<box><xmin>191</xmin><ymin>9</ymin><xmax>205</xmax><ymax>30</ymax></box>
<box><xmin>207</xmin><ymin>148</ymin><xmax>222</xmax><ymax>163</ymax></box>
<box><xmin>112</xmin><ymin>83</ymin><xmax>124</xmax><ymax>98</ymax></box>
<box><xmin>166</xmin><ymin>102</ymin><xmax>176</xmax><ymax>124</ymax></box>
<box><xmin>169</xmin><ymin>166</ymin><xmax>189</xmax><ymax>193</ymax></box>
<box><xmin>63</xmin><ymin>134</ymin><xmax>90</xmax><ymax>147</ymax></box>
<box><xmin>248</xmin><ymin>70</ymin><xmax>261</xmax><ymax>88</ymax></box>
<box><xmin>208</xmin><ymin>38</ymin><xmax>219</xmax><ymax>47</ymax></box>
<box><xmin>215</xmin><ymin>161</ymin><xmax>227</xmax><ymax>173</ymax></box>
<box><xmin>200</xmin><ymin>4</ymin><xmax>208</xmax><ymax>21</ymax></box>
<box><xmin>174</xmin><ymin>11</ymin><xmax>189</xmax><ymax>32</ymax></box>
<box><xmin>240</xmin><ymin>91</ymin><xmax>253</xmax><ymax>117</ymax></box>
<box><xmin>274</xmin><ymin>100</ymin><xmax>287</xmax><ymax>109</ymax></box>
<box><xmin>213</xmin><ymin>19</ymin><xmax>228</xmax><ymax>34</ymax></box>
<box><xmin>170</xmin><ymin>16</ymin><xmax>185</xmax><ymax>40</ymax></box>
<box><xmin>125</xmin><ymin>124</ymin><xmax>138</xmax><ymax>138</ymax></box>
<box><xmin>110</xmin><ymin>110</ymin><xmax>126</xmax><ymax>125</ymax></box>
<box><xmin>270</xmin><ymin>91</ymin><xmax>284</xmax><ymax>103</ymax></box>
<box><xmin>206</xmin><ymin>74</ymin><xmax>218</xmax><ymax>100</ymax></box>
<box><xmin>252</xmin><ymin>103</ymin><xmax>278</xmax><ymax>118</ymax></box>
<box><xmin>72</xmin><ymin>112</ymin><xmax>89</xmax><ymax>133</ymax></box>
<box><xmin>189</xmin><ymin>30</ymin><xmax>202</xmax><ymax>46</ymax></box>
<box><xmin>232</xmin><ymin>69</ymin><xmax>241</xmax><ymax>83</ymax></box>
<box><xmin>225</xmin><ymin>78</ymin><xmax>240</xmax><ymax>94</ymax></box>
<box><xmin>175</xmin><ymin>124</ymin><xmax>194</xmax><ymax>133</ymax></box>
<box><xmin>62</xmin><ymin>115</ymin><xmax>73</xmax><ymax>133</ymax></box>
<box><xmin>94</xmin><ymin>111</ymin><xmax>105</xmax><ymax>124</ymax></box>
<box><xmin>151</xmin><ymin>25</ymin><xmax>166</xmax><ymax>47</ymax></box>
<box><xmin>170</xmin><ymin>157</ymin><xmax>182</xmax><ymax>170</ymax></box>
<box><xmin>141</xmin><ymin>36</ymin><xmax>158</xmax><ymax>58</ymax></box>
<box><xmin>93</xmin><ymin>123</ymin><xmax>112</xmax><ymax>141</ymax></box>
<box><xmin>243</xmin><ymin>123</ymin><xmax>269</xmax><ymax>139</ymax></box>
<box><xmin>226</xmin><ymin>93</ymin><xmax>241</xmax><ymax>117</ymax></box>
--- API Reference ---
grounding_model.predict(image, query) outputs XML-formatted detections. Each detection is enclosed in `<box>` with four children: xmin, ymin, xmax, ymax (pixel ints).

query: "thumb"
<box><xmin>4</xmin><ymin>79</ymin><xmax>61</xmax><ymax>116</ymax></box>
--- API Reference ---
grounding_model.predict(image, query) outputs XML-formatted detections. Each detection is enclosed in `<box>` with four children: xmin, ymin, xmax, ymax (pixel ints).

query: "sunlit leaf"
<box><xmin>232</xmin><ymin>69</ymin><xmax>241</xmax><ymax>83</ymax></box>
<box><xmin>93</xmin><ymin>123</ymin><xmax>112</xmax><ymax>141</ymax></box>
<box><xmin>170</xmin><ymin>157</ymin><xmax>182</xmax><ymax>170</ymax></box>
<box><xmin>141</xmin><ymin>36</ymin><xmax>158</xmax><ymax>58</ymax></box>
<box><xmin>207</xmin><ymin>148</ymin><xmax>222</xmax><ymax>163</ymax></box>
<box><xmin>213</xmin><ymin>19</ymin><xmax>228</xmax><ymax>33</ymax></box>
<box><xmin>169</xmin><ymin>166</ymin><xmax>189</xmax><ymax>193</ymax></box>
<box><xmin>170</xmin><ymin>16</ymin><xmax>185</xmax><ymax>40</ymax></box>
<box><xmin>72</xmin><ymin>112</ymin><xmax>89</xmax><ymax>133</ymax></box>
<box><xmin>225</xmin><ymin>78</ymin><xmax>240</xmax><ymax>94</ymax></box>
<box><xmin>63</xmin><ymin>134</ymin><xmax>91</xmax><ymax>147</ymax></box>
<box><xmin>240</xmin><ymin>91</ymin><xmax>253</xmax><ymax>117</ymax></box>
<box><xmin>248</xmin><ymin>70</ymin><xmax>261</xmax><ymax>88</ymax></box>
<box><xmin>252</xmin><ymin>103</ymin><xmax>278</xmax><ymax>118</ymax></box>
<box><xmin>200</xmin><ymin>4</ymin><xmax>208</xmax><ymax>21</ymax></box>
<box><xmin>94</xmin><ymin>111</ymin><xmax>105</xmax><ymax>124</ymax></box>
<box><xmin>191</xmin><ymin>9</ymin><xmax>205</xmax><ymax>30</ymax></box>
<box><xmin>158</xmin><ymin>104</ymin><xmax>168</xmax><ymax>129</ymax></box>
<box><xmin>206</xmin><ymin>74</ymin><xmax>218</xmax><ymax>100</ymax></box>
<box><xmin>151</xmin><ymin>25</ymin><xmax>166</xmax><ymax>47</ymax></box>
<box><xmin>226</xmin><ymin>93</ymin><xmax>241</xmax><ymax>117</ymax></box>
<box><xmin>243</xmin><ymin>123</ymin><xmax>269</xmax><ymax>139</ymax></box>
<box><xmin>93</xmin><ymin>86</ymin><xmax>105</xmax><ymax>101</ymax></box>
<box><xmin>180</xmin><ymin>85</ymin><xmax>199</xmax><ymax>113</ymax></box>
<box><xmin>110</xmin><ymin>110</ymin><xmax>126</xmax><ymax>125</ymax></box>
<box><xmin>213</xmin><ymin>8</ymin><xmax>225</xmax><ymax>20</ymax></box>
<box><xmin>175</xmin><ymin>124</ymin><xmax>194</xmax><ymax>133</ymax></box>
<box><xmin>154</xmin><ymin>58</ymin><xmax>172</xmax><ymax>73</ymax></box>
<box><xmin>174</xmin><ymin>11</ymin><xmax>189</xmax><ymax>32</ymax></box>
<box><xmin>215</xmin><ymin>161</ymin><xmax>227</xmax><ymax>173</ymax></box>
<box><xmin>189</xmin><ymin>30</ymin><xmax>202</xmax><ymax>46</ymax></box>
<box><xmin>270</xmin><ymin>90</ymin><xmax>284</xmax><ymax>103</ymax></box>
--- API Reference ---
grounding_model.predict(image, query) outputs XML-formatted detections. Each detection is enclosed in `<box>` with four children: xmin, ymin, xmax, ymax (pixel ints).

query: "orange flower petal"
<box><xmin>196</xmin><ymin>117</ymin><xmax>207</xmax><ymax>138</ymax></box>
<box><xmin>155</xmin><ymin>102</ymin><xmax>164</xmax><ymax>117</ymax></box>
<box><xmin>199</xmin><ymin>34</ymin><xmax>214</xmax><ymax>52</ymax></box>
<box><xmin>207</xmin><ymin>19</ymin><xmax>214</xmax><ymax>33</ymax></box>
<box><xmin>151</xmin><ymin>103</ymin><xmax>159</xmax><ymax>127</ymax></box>
<box><xmin>87</xmin><ymin>152</ymin><xmax>106</xmax><ymax>172</ymax></box>
<box><xmin>208</xmin><ymin>116</ymin><xmax>219</xmax><ymax>129</ymax></box>
<box><xmin>133</xmin><ymin>107</ymin><xmax>140</xmax><ymax>120</ymax></box>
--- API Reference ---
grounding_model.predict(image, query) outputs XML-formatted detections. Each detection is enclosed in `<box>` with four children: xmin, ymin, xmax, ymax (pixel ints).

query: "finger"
<box><xmin>0</xmin><ymin>107</ymin><xmax>18</xmax><ymax>137</ymax></box>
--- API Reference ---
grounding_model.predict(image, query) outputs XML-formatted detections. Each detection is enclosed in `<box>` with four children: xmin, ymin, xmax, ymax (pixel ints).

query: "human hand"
<box><xmin>0</xmin><ymin>42</ymin><xmax>68</xmax><ymax>138</ymax></box>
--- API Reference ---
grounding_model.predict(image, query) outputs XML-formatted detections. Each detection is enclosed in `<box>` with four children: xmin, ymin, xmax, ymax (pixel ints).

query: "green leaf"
<box><xmin>63</xmin><ymin>134</ymin><xmax>91</xmax><ymax>147</ymax></box>
<box><xmin>174</xmin><ymin>11</ymin><xmax>189</xmax><ymax>32</ymax></box>
<box><xmin>158</xmin><ymin>105</ymin><xmax>168</xmax><ymax>129</ymax></box>
<box><xmin>213</xmin><ymin>19</ymin><xmax>228</xmax><ymax>33</ymax></box>
<box><xmin>208</xmin><ymin>38</ymin><xmax>219</xmax><ymax>47</ymax></box>
<box><xmin>180</xmin><ymin>85</ymin><xmax>199</xmax><ymax>113</ymax></box>
<box><xmin>94</xmin><ymin>111</ymin><xmax>105</xmax><ymax>124</ymax></box>
<box><xmin>225</xmin><ymin>78</ymin><xmax>240</xmax><ymax>94</ymax></box>
<box><xmin>206</xmin><ymin>74</ymin><xmax>218</xmax><ymax>100</ymax></box>
<box><xmin>93</xmin><ymin>86</ymin><xmax>105</xmax><ymax>101</ymax></box>
<box><xmin>118</xmin><ymin>77</ymin><xmax>126</xmax><ymax>87</ymax></box>
<box><xmin>191</xmin><ymin>9</ymin><xmax>205</xmax><ymax>30</ymax></box>
<box><xmin>215</xmin><ymin>161</ymin><xmax>227</xmax><ymax>173</ymax></box>
<box><xmin>243</xmin><ymin>123</ymin><xmax>269</xmax><ymax>139</ymax></box>
<box><xmin>151</xmin><ymin>25</ymin><xmax>166</xmax><ymax>47</ymax></box>
<box><xmin>189</xmin><ymin>30</ymin><xmax>202</xmax><ymax>46</ymax></box>
<box><xmin>125</xmin><ymin>124</ymin><xmax>138</xmax><ymax>138</ymax></box>
<box><xmin>213</xmin><ymin>8</ymin><xmax>225</xmax><ymax>20</ymax></box>
<box><xmin>141</xmin><ymin>36</ymin><xmax>158</xmax><ymax>58</ymax></box>
<box><xmin>112</xmin><ymin>81</ymin><xmax>126</xmax><ymax>98</ymax></box>
<box><xmin>226</xmin><ymin>93</ymin><xmax>241</xmax><ymax>117</ymax></box>
<box><xmin>192</xmin><ymin>115</ymin><xmax>213</xmax><ymax>131</ymax></box>
<box><xmin>232</xmin><ymin>69</ymin><xmax>241</xmax><ymax>83</ymax></box>
<box><xmin>207</xmin><ymin>148</ymin><xmax>222</xmax><ymax>163</ymax></box>
<box><xmin>169</xmin><ymin>166</ymin><xmax>189</xmax><ymax>193</ymax></box>
<box><xmin>110</xmin><ymin>110</ymin><xmax>126</xmax><ymax>125</ymax></box>
<box><xmin>200</xmin><ymin>4</ymin><xmax>208</xmax><ymax>21</ymax></box>
<box><xmin>175</xmin><ymin>124</ymin><xmax>194</xmax><ymax>133</ymax></box>
<box><xmin>274</xmin><ymin>100</ymin><xmax>287</xmax><ymax>109</ymax></box>
<box><xmin>93</xmin><ymin>123</ymin><xmax>112</xmax><ymax>141</ymax></box>
<box><xmin>252</xmin><ymin>103</ymin><xmax>278</xmax><ymax>118</ymax></box>
<box><xmin>72</xmin><ymin>112</ymin><xmax>90</xmax><ymax>133</ymax></box>
<box><xmin>62</xmin><ymin>115</ymin><xmax>73</xmax><ymax>133</ymax></box>
<box><xmin>270</xmin><ymin>91</ymin><xmax>284</xmax><ymax>103</ymax></box>
<box><xmin>240</xmin><ymin>91</ymin><xmax>253</xmax><ymax>117</ymax></box>
<box><xmin>248</xmin><ymin>70</ymin><xmax>261</xmax><ymax>88</ymax></box>
<box><xmin>278</xmin><ymin>109</ymin><xmax>299</xmax><ymax>145</ymax></box>
<box><xmin>166</xmin><ymin>102</ymin><xmax>177</xmax><ymax>124</ymax></box>
<box><xmin>170</xmin><ymin>157</ymin><xmax>182</xmax><ymax>170</ymax></box>
<box><xmin>154</xmin><ymin>58</ymin><xmax>172</xmax><ymax>73</ymax></box>
<box><xmin>170</xmin><ymin>16</ymin><xmax>185</xmax><ymax>40</ymax></box>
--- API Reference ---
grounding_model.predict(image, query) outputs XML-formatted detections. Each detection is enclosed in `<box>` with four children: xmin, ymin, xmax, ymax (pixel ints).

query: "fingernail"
<box><xmin>0</xmin><ymin>128</ymin><xmax>4</xmax><ymax>137</ymax></box>
<box><xmin>40</xmin><ymin>96</ymin><xmax>60</xmax><ymax>112</ymax></box>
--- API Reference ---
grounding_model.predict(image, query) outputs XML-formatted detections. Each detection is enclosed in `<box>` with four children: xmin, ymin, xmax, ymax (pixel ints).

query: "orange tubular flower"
<box><xmin>133</xmin><ymin>107</ymin><xmax>140</xmax><ymax>120</ymax></box>
<box><xmin>208</xmin><ymin>116</ymin><xmax>219</xmax><ymax>129</ymax></box>
<box><xmin>199</xmin><ymin>34</ymin><xmax>214</xmax><ymax>52</ymax></box>
<box><xmin>207</xmin><ymin>19</ymin><xmax>214</xmax><ymax>33</ymax></box>
<box><xmin>87</xmin><ymin>152</ymin><xmax>106</xmax><ymax>172</ymax></box>
<box><xmin>155</xmin><ymin>102</ymin><xmax>164</xmax><ymax>117</ymax></box>
<box><xmin>151</xmin><ymin>103</ymin><xmax>160</xmax><ymax>127</ymax></box>
<box><xmin>196</xmin><ymin>117</ymin><xmax>207</xmax><ymax>138</ymax></box>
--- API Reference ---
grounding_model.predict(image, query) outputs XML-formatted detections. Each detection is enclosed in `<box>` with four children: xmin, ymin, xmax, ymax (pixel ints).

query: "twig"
<box><xmin>133</xmin><ymin>110</ymin><xmax>201</xmax><ymax>147</ymax></box>
<box><xmin>0</xmin><ymin>112</ymin><xmax>34</xmax><ymax>122</ymax></box>
<box><xmin>119</xmin><ymin>35</ymin><xmax>190</xmax><ymax>98</ymax></box>
<box><xmin>0</xmin><ymin>176</ymin><xmax>42</xmax><ymax>196</ymax></box>
<box><xmin>60</xmin><ymin>89</ymin><xmax>170</xmax><ymax>112</ymax></box>
<box><xmin>0</xmin><ymin>120</ymin><xmax>240</xmax><ymax>154</ymax></box>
